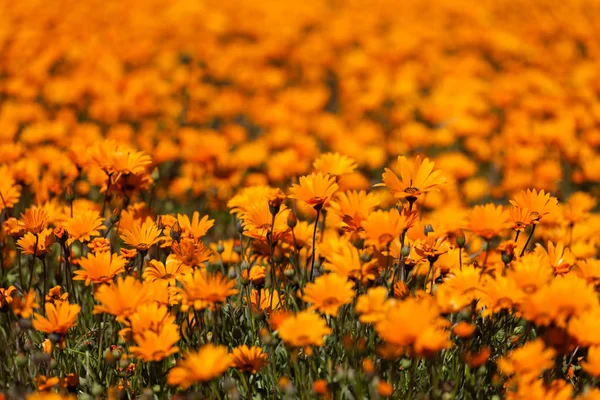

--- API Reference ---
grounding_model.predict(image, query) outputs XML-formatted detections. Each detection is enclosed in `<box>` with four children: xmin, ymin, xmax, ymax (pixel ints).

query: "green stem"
<box><xmin>519</xmin><ymin>225</ymin><xmax>536</xmax><ymax>257</ymax></box>
<box><xmin>309</xmin><ymin>207</ymin><xmax>321</xmax><ymax>282</ymax></box>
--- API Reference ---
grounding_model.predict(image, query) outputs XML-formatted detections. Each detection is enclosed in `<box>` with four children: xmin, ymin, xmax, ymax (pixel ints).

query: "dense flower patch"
<box><xmin>2</xmin><ymin>0</ymin><xmax>600</xmax><ymax>398</ymax></box>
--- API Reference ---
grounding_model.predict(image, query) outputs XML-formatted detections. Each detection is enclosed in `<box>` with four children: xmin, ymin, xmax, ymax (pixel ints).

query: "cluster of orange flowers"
<box><xmin>3</xmin><ymin>0</ymin><xmax>600</xmax><ymax>398</ymax></box>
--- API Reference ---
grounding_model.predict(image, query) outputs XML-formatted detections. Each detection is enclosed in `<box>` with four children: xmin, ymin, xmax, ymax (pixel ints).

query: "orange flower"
<box><xmin>375</xmin><ymin>296</ymin><xmax>450</xmax><ymax>356</ymax></box>
<box><xmin>177</xmin><ymin>270</ymin><xmax>238</xmax><ymax>311</ymax></box>
<box><xmin>465</xmin><ymin>347</ymin><xmax>491</xmax><ymax>368</ymax></box>
<box><xmin>329</xmin><ymin>190</ymin><xmax>379</xmax><ymax>232</ymax></box>
<box><xmin>376</xmin><ymin>156</ymin><xmax>445</xmax><ymax>202</ymax></box>
<box><xmin>250</xmin><ymin>288</ymin><xmax>283</xmax><ymax>313</ymax></box>
<box><xmin>167</xmin><ymin>344</ymin><xmax>232</xmax><ymax>388</ymax></box>
<box><xmin>0</xmin><ymin>172</ymin><xmax>21</xmax><ymax>211</ymax></box>
<box><xmin>93</xmin><ymin>276</ymin><xmax>153</xmax><ymax>321</ymax></box>
<box><xmin>278</xmin><ymin>311</ymin><xmax>332</xmax><ymax>347</ymax></box>
<box><xmin>242</xmin><ymin>203</ymin><xmax>291</xmax><ymax>243</ymax></box>
<box><xmin>377</xmin><ymin>382</ymin><xmax>393</xmax><ymax>397</ymax></box>
<box><xmin>520</xmin><ymin>274</ymin><xmax>598</xmax><ymax>327</ymax></box>
<box><xmin>174</xmin><ymin>211</ymin><xmax>214</xmax><ymax>240</ymax></box>
<box><xmin>11</xmin><ymin>289</ymin><xmax>39</xmax><ymax>319</ymax></box>
<box><xmin>453</xmin><ymin>321</ymin><xmax>476</xmax><ymax>338</ymax></box>
<box><xmin>91</xmin><ymin>140</ymin><xmax>152</xmax><ymax>183</ymax></box>
<box><xmin>302</xmin><ymin>273</ymin><xmax>355</xmax><ymax>317</ymax></box>
<box><xmin>231</xmin><ymin>345</ymin><xmax>268</xmax><ymax>373</ymax></box>
<box><xmin>17</xmin><ymin>228</ymin><xmax>56</xmax><ymax>257</ymax></box>
<box><xmin>497</xmin><ymin>339</ymin><xmax>555</xmax><ymax>380</ymax></box>
<box><xmin>536</xmin><ymin>241</ymin><xmax>575</xmax><ymax>275</ymax></box>
<box><xmin>120</xmin><ymin>219</ymin><xmax>164</xmax><ymax>252</ymax></box>
<box><xmin>322</xmin><ymin>243</ymin><xmax>378</xmax><ymax>281</ymax></box>
<box><xmin>509</xmin><ymin>189</ymin><xmax>559</xmax><ymax>225</ymax></box>
<box><xmin>172</xmin><ymin>238</ymin><xmax>212</xmax><ymax>268</ymax></box>
<box><xmin>73</xmin><ymin>251</ymin><xmax>127</xmax><ymax>285</ymax></box>
<box><xmin>356</xmin><ymin>287</ymin><xmax>392</xmax><ymax>324</ymax></box>
<box><xmin>64</xmin><ymin>209</ymin><xmax>105</xmax><ymax>245</ymax></box>
<box><xmin>582</xmin><ymin>346</ymin><xmax>600</xmax><ymax>378</ymax></box>
<box><xmin>20</xmin><ymin>208</ymin><xmax>49</xmax><ymax>234</ymax></box>
<box><xmin>289</xmin><ymin>172</ymin><xmax>338</xmax><ymax>210</ymax></box>
<box><xmin>567</xmin><ymin>308</ymin><xmax>600</xmax><ymax>347</ymax></box>
<box><xmin>33</xmin><ymin>301</ymin><xmax>80</xmax><ymax>336</ymax></box>
<box><xmin>313</xmin><ymin>152</ymin><xmax>357</xmax><ymax>177</ymax></box>
<box><xmin>362</xmin><ymin>208</ymin><xmax>416</xmax><ymax>248</ymax></box>
<box><xmin>249</xmin><ymin>265</ymin><xmax>266</xmax><ymax>286</ymax></box>
<box><xmin>45</xmin><ymin>286</ymin><xmax>69</xmax><ymax>305</ymax></box>
<box><xmin>129</xmin><ymin>321</ymin><xmax>180</xmax><ymax>362</ymax></box>
<box><xmin>466</xmin><ymin>204</ymin><xmax>510</xmax><ymax>240</ymax></box>
<box><xmin>313</xmin><ymin>379</ymin><xmax>329</xmax><ymax>395</ymax></box>
<box><xmin>0</xmin><ymin>286</ymin><xmax>17</xmax><ymax>308</ymax></box>
<box><xmin>144</xmin><ymin>256</ymin><xmax>189</xmax><ymax>285</ymax></box>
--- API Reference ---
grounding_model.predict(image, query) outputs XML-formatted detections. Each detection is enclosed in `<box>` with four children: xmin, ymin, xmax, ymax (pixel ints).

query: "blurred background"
<box><xmin>1</xmin><ymin>0</ymin><xmax>600</xmax><ymax>211</ymax></box>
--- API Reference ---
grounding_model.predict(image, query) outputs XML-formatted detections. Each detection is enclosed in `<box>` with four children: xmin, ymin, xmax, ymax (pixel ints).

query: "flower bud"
<box><xmin>170</xmin><ymin>221</ymin><xmax>182</xmax><ymax>242</ymax></box>
<box><xmin>216</xmin><ymin>241</ymin><xmax>225</xmax><ymax>254</ymax></box>
<box><xmin>49</xmin><ymin>333</ymin><xmax>61</xmax><ymax>344</ymax></box>
<box><xmin>456</xmin><ymin>229</ymin><xmax>466</xmax><ymax>248</ymax></box>
<box><xmin>501</xmin><ymin>252</ymin><xmax>513</xmax><ymax>265</ymax></box>
<box><xmin>424</xmin><ymin>224</ymin><xmax>434</xmax><ymax>236</ymax></box>
<box><xmin>250</xmin><ymin>266</ymin><xmax>266</xmax><ymax>286</ymax></box>
<box><xmin>110</xmin><ymin>208</ymin><xmax>121</xmax><ymax>224</ymax></box>
<box><xmin>236</xmin><ymin>220</ymin><xmax>245</xmax><ymax>234</ymax></box>
<box><xmin>16</xmin><ymin>353</ymin><xmax>28</xmax><ymax>367</ymax></box>
<box><xmin>287</xmin><ymin>211</ymin><xmax>297</xmax><ymax>228</ymax></box>
<box><xmin>19</xmin><ymin>318</ymin><xmax>33</xmax><ymax>330</ymax></box>
<box><xmin>401</xmin><ymin>245</ymin><xmax>411</xmax><ymax>257</ymax></box>
<box><xmin>91</xmin><ymin>383</ymin><xmax>104</xmax><ymax>396</ymax></box>
<box><xmin>228</xmin><ymin>266</ymin><xmax>237</xmax><ymax>279</ymax></box>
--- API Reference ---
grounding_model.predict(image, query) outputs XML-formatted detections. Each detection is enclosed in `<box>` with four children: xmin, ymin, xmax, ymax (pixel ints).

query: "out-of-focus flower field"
<box><xmin>2</xmin><ymin>0</ymin><xmax>600</xmax><ymax>398</ymax></box>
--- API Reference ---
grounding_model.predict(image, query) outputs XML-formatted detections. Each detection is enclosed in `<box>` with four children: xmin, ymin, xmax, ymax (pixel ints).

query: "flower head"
<box><xmin>17</xmin><ymin>228</ymin><xmax>55</xmax><ymax>257</ymax></box>
<box><xmin>376</xmin><ymin>156</ymin><xmax>445</xmax><ymax>202</ymax></box>
<box><xmin>65</xmin><ymin>209</ymin><xmax>105</xmax><ymax>245</ymax></box>
<box><xmin>177</xmin><ymin>270</ymin><xmax>238</xmax><ymax>311</ymax></box>
<box><xmin>231</xmin><ymin>345</ymin><xmax>268</xmax><ymax>373</ymax></box>
<box><xmin>313</xmin><ymin>153</ymin><xmax>357</xmax><ymax>177</ymax></box>
<box><xmin>120</xmin><ymin>220</ymin><xmax>164</xmax><ymax>252</ymax></box>
<box><xmin>33</xmin><ymin>302</ymin><xmax>80</xmax><ymax>337</ymax></box>
<box><xmin>20</xmin><ymin>208</ymin><xmax>49</xmax><ymax>234</ymax></box>
<box><xmin>289</xmin><ymin>172</ymin><xmax>338</xmax><ymax>210</ymax></box>
<box><xmin>73</xmin><ymin>251</ymin><xmax>126</xmax><ymax>285</ymax></box>
<box><xmin>302</xmin><ymin>273</ymin><xmax>355</xmax><ymax>316</ymax></box>
<box><xmin>278</xmin><ymin>311</ymin><xmax>332</xmax><ymax>347</ymax></box>
<box><xmin>466</xmin><ymin>204</ymin><xmax>510</xmax><ymax>240</ymax></box>
<box><xmin>509</xmin><ymin>189</ymin><xmax>559</xmax><ymax>225</ymax></box>
<box><xmin>167</xmin><ymin>344</ymin><xmax>232</xmax><ymax>388</ymax></box>
<box><xmin>93</xmin><ymin>276</ymin><xmax>153</xmax><ymax>321</ymax></box>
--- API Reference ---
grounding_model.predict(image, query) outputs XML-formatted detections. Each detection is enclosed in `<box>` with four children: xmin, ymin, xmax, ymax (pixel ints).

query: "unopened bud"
<box><xmin>456</xmin><ymin>230</ymin><xmax>466</xmax><ymax>248</ymax></box>
<box><xmin>110</xmin><ymin>209</ymin><xmax>120</xmax><ymax>224</ymax></box>
<box><xmin>49</xmin><ymin>333</ymin><xmax>61</xmax><ymax>344</ymax></box>
<box><xmin>228</xmin><ymin>266</ymin><xmax>237</xmax><ymax>279</ymax></box>
<box><xmin>501</xmin><ymin>252</ymin><xmax>513</xmax><ymax>265</ymax></box>
<box><xmin>16</xmin><ymin>353</ymin><xmax>28</xmax><ymax>367</ymax></box>
<box><xmin>236</xmin><ymin>220</ymin><xmax>245</xmax><ymax>234</ymax></box>
<box><xmin>287</xmin><ymin>211</ymin><xmax>297</xmax><ymax>229</ymax></box>
<box><xmin>241</xmin><ymin>260</ymin><xmax>250</xmax><ymax>271</ymax></box>
<box><xmin>401</xmin><ymin>245</ymin><xmax>411</xmax><ymax>257</ymax></box>
<box><xmin>424</xmin><ymin>224</ymin><xmax>434</xmax><ymax>236</ymax></box>
<box><xmin>91</xmin><ymin>383</ymin><xmax>104</xmax><ymax>396</ymax></box>
<box><xmin>170</xmin><ymin>221</ymin><xmax>182</xmax><ymax>242</ymax></box>
<box><xmin>19</xmin><ymin>318</ymin><xmax>33</xmax><ymax>330</ymax></box>
<box><xmin>216</xmin><ymin>241</ymin><xmax>225</xmax><ymax>254</ymax></box>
